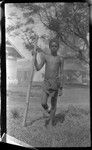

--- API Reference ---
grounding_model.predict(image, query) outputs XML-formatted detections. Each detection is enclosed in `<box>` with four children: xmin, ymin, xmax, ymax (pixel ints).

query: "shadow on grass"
<box><xmin>22</xmin><ymin>105</ymin><xmax>90</xmax><ymax>128</ymax></box>
<box><xmin>54</xmin><ymin>113</ymin><xmax>66</xmax><ymax>125</ymax></box>
<box><xmin>26</xmin><ymin>115</ymin><xmax>49</xmax><ymax>127</ymax></box>
<box><xmin>45</xmin><ymin>113</ymin><xmax>66</xmax><ymax>127</ymax></box>
<box><xmin>26</xmin><ymin>112</ymin><xmax>66</xmax><ymax>127</ymax></box>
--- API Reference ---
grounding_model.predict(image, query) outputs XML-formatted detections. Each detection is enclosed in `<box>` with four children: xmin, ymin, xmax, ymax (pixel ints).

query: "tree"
<box><xmin>6</xmin><ymin>2</ymin><xmax>89</xmax><ymax>64</ymax></box>
<box><xmin>36</xmin><ymin>2</ymin><xmax>89</xmax><ymax>64</ymax></box>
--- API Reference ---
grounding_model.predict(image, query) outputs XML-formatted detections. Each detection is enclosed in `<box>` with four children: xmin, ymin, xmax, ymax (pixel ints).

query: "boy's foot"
<box><xmin>49</xmin><ymin>119</ymin><xmax>56</xmax><ymax>126</ymax></box>
<box><xmin>52</xmin><ymin>119</ymin><xmax>56</xmax><ymax>126</ymax></box>
<box><xmin>43</xmin><ymin>108</ymin><xmax>51</xmax><ymax>117</ymax></box>
<box><xmin>45</xmin><ymin>119</ymin><xmax>50</xmax><ymax>127</ymax></box>
<box><xmin>42</xmin><ymin>104</ymin><xmax>51</xmax><ymax>116</ymax></box>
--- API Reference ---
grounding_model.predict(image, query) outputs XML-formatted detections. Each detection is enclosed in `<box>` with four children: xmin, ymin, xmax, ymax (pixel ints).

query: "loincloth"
<box><xmin>42</xmin><ymin>78</ymin><xmax>61</xmax><ymax>97</ymax></box>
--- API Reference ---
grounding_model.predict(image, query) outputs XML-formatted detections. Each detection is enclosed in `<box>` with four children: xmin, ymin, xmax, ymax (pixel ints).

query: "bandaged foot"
<box><xmin>42</xmin><ymin>104</ymin><xmax>51</xmax><ymax>116</ymax></box>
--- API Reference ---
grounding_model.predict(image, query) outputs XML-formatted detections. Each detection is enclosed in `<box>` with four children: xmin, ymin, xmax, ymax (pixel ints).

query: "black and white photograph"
<box><xmin>5</xmin><ymin>2</ymin><xmax>90</xmax><ymax>147</ymax></box>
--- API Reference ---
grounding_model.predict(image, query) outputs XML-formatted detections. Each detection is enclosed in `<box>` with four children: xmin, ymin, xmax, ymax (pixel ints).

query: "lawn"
<box><xmin>7</xmin><ymin>84</ymin><xmax>90</xmax><ymax>147</ymax></box>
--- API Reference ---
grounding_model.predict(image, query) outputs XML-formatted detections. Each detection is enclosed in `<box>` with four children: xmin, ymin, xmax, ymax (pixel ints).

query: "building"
<box><xmin>6</xmin><ymin>39</ymin><xmax>23</xmax><ymax>85</ymax></box>
<box><xmin>6</xmin><ymin>39</ymin><xmax>89</xmax><ymax>86</ymax></box>
<box><xmin>63</xmin><ymin>56</ymin><xmax>89</xmax><ymax>85</ymax></box>
<box><xmin>17</xmin><ymin>56</ymin><xmax>45</xmax><ymax>86</ymax></box>
<box><xmin>17</xmin><ymin>55</ymin><xmax>89</xmax><ymax>86</ymax></box>
<box><xmin>6</xmin><ymin>39</ymin><xmax>44</xmax><ymax>86</ymax></box>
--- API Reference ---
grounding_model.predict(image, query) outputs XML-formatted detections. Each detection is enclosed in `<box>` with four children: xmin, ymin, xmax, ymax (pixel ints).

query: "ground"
<box><xmin>7</xmin><ymin>84</ymin><xmax>90</xmax><ymax>147</ymax></box>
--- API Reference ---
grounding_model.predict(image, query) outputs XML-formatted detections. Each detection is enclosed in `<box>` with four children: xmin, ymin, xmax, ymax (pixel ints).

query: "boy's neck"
<box><xmin>51</xmin><ymin>52</ymin><xmax>57</xmax><ymax>56</ymax></box>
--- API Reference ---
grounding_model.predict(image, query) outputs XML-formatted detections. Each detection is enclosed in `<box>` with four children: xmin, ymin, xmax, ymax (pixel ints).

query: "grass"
<box><xmin>7</xmin><ymin>84</ymin><xmax>90</xmax><ymax>147</ymax></box>
<box><xmin>7</xmin><ymin>104</ymin><xmax>90</xmax><ymax>147</ymax></box>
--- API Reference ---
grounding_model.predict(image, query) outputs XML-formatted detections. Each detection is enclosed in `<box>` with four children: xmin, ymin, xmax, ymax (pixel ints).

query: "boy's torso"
<box><xmin>44</xmin><ymin>54</ymin><xmax>61</xmax><ymax>80</ymax></box>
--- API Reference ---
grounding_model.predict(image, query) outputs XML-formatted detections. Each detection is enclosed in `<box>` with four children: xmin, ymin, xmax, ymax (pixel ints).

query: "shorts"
<box><xmin>42</xmin><ymin>78</ymin><xmax>60</xmax><ymax>97</ymax></box>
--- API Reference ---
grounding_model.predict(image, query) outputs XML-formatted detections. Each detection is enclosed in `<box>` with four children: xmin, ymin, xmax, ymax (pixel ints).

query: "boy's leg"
<box><xmin>41</xmin><ymin>91</ymin><xmax>50</xmax><ymax>114</ymax></box>
<box><xmin>49</xmin><ymin>91</ymin><xmax>58</xmax><ymax>125</ymax></box>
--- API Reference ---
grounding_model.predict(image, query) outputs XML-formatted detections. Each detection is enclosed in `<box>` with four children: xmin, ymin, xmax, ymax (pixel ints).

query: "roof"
<box><xmin>6</xmin><ymin>40</ymin><xmax>11</xmax><ymax>46</ymax></box>
<box><xmin>6</xmin><ymin>40</ymin><xmax>24</xmax><ymax>59</ymax></box>
<box><xmin>6</xmin><ymin>46</ymin><xmax>23</xmax><ymax>59</ymax></box>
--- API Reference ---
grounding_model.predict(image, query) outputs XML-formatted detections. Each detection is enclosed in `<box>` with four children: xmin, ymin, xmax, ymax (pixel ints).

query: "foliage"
<box><xmin>6</xmin><ymin>2</ymin><xmax>89</xmax><ymax>64</ymax></box>
<box><xmin>37</xmin><ymin>2</ymin><xmax>89</xmax><ymax>64</ymax></box>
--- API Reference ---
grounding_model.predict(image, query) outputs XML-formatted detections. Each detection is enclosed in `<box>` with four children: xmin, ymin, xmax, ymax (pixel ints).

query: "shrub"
<box><xmin>11</xmin><ymin>109</ymin><xmax>20</xmax><ymax>119</ymax></box>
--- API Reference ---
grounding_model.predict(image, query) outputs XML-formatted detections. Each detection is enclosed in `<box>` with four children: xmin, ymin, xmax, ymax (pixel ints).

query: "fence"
<box><xmin>17</xmin><ymin>69</ymin><xmax>89</xmax><ymax>87</ymax></box>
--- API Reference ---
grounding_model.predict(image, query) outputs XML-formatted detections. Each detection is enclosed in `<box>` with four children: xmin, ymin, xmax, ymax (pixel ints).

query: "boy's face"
<box><xmin>49</xmin><ymin>42</ymin><xmax>59</xmax><ymax>54</ymax></box>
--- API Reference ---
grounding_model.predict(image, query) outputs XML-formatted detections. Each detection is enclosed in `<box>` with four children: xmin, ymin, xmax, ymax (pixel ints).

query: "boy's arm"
<box><xmin>34</xmin><ymin>52</ymin><xmax>45</xmax><ymax>71</ymax></box>
<box><xmin>59</xmin><ymin>57</ymin><xmax>64</xmax><ymax>88</ymax></box>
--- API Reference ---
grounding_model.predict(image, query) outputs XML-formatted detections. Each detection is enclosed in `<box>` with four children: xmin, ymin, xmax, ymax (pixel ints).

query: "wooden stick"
<box><xmin>22</xmin><ymin>36</ymin><xmax>38</xmax><ymax>126</ymax></box>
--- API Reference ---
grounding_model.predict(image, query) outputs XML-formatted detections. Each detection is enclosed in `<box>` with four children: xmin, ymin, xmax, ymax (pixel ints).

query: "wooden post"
<box><xmin>22</xmin><ymin>36</ymin><xmax>38</xmax><ymax>126</ymax></box>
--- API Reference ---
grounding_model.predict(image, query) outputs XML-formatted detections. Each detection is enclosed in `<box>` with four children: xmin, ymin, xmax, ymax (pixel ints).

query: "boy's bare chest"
<box><xmin>45</xmin><ymin>55</ymin><xmax>60</xmax><ymax>66</ymax></box>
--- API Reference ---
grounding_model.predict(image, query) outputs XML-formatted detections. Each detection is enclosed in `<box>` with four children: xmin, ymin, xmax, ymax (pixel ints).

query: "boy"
<box><xmin>34</xmin><ymin>38</ymin><xmax>64</xmax><ymax>126</ymax></box>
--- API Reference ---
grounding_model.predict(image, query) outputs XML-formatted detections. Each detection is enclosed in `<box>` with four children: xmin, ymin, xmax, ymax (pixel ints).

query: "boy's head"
<box><xmin>49</xmin><ymin>38</ymin><xmax>59</xmax><ymax>55</ymax></box>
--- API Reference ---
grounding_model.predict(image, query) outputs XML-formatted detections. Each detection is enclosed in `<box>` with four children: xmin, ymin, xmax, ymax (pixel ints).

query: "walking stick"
<box><xmin>22</xmin><ymin>35</ymin><xmax>38</xmax><ymax>127</ymax></box>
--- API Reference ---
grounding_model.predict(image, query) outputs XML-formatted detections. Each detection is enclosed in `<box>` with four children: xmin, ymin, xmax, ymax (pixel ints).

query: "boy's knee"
<box><xmin>41</xmin><ymin>103</ymin><xmax>48</xmax><ymax>110</ymax></box>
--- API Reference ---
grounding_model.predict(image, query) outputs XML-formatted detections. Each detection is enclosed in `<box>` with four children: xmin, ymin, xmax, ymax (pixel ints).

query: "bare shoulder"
<box><xmin>40</xmin><ymin>52</ymin><xmax>46</xmax><ymax>59</ymax></box>
<box><xmin>57</xmin><ymin>55</ymin><xmax>64</xmax><ymax>63</ymax></box>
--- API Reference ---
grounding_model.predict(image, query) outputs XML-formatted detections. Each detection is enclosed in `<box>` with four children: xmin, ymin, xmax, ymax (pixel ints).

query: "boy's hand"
<box><xmin>58</xmin><ymin>87</ymin><xmax>63</xmax><ymax>96</ymax></box>
<box><xmin>32</xmin><ymin>35</ymin><xmax>39</xmax><ymax>56</ymax></box>
<box><xmin>32</xmin><ymin>49</ymin><xmax>37</xmax><ymax>56</ymax></box>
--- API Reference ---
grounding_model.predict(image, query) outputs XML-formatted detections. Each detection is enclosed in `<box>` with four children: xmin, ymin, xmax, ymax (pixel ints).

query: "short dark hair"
<box><xmin>49</xmin><ymin>38</ymin><xmax>59</xmax><ymax>48</ymax></box>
